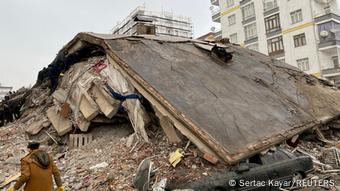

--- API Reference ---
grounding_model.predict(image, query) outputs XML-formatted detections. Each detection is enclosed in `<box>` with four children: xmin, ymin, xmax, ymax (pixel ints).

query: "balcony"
<box><xmin>269</xmin><ymin>49</ymin><xmax>285</xmax><ymax>58</ymax></box>
<box><xmin>317</xmin><ymin>19</ymin><xmax>340</xmax><ymax>49</ymax></box>
<box><xmin>211</xmin><ymin>0</ymin><xmax>219</xmax><ymax>6</ymax></box>
<box><xmin>314</xmin><ymin>7</ymin><xmax>340</xmax><ymax>23</ymax></box>
<box><xmin>240</xmin><ymin>0</ymin><xmax>251</xmax><ymax>6</ymax></box>
<box><xmin>322</xmin><ymin>67</ymin><xmax>340</xmax><ymax>77</ymax></box>
<box><xmin>319</xmin><ymin>32</ymin><xmax>340</xmax><ymax>49</ymax></box>
<box><xmin>263</xmin><ymin>0</ymin><xmax>278</xmax><ymax>13</ymax></box>
<box><xmin>211</xmin><ymin>7</ymin><xmax>221</xmax><ymax>23</ymax></box>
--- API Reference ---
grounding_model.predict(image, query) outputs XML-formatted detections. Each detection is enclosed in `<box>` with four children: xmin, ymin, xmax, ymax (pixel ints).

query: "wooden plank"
<box><xmin>90</xmin><ymin>84</ymin><xmax>118</xmax><ymax>118</ymax></box>
<box><xmin>159</xmin><ymin>116</ymin><xmax>182</xmax><ymax>143</ymax></box>
<box><xmin>0</xmin><ymin>172</ymin><xmax>20</xmax><ymax>189</ymax></box>
<box><xmin>155</xmin><ymin>109</ymin><xmax>181</xmax><ymax>143</ymax></box>
<box><xmin>69</xmin><ymin>134</ymin><xmax>93</xmax><ymax>149</ymax></box>
<box><xmin>79</xmin><ymin>91</ymin><xmax>99</xmax><ymax>121</ymax></box>
<box><xmin>46</xmin><ymin>106</ymin><xmax>73</xmax><ymax>136</ymax></box>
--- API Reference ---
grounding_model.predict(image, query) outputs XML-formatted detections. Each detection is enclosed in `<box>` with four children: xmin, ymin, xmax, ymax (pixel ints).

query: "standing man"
<box><xmin>7</xmin><ymin>142</ymin><xmax>64</xmax><ymax>191</ymax></box>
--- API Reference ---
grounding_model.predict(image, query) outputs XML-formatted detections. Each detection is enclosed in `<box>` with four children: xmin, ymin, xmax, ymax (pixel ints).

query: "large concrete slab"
<box><xmin>60</xmin><ymin>33</ymin><xmax>340</xmax><ymax>164</ymax></box>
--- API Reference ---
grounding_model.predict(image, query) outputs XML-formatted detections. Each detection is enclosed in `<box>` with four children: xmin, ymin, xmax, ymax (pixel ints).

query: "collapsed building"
<box><xmin>1</xmin><ymin>33</ymin><xmax>340</xmax><ymax>190</ymax></box>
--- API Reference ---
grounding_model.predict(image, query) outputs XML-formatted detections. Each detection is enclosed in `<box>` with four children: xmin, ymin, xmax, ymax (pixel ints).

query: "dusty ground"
<box><xmin>0</xmin><ymin>119</ymin><xmax>339</xmax><ymax>191</ymax></box>
<box><xmin>0</xmin><ymin>120</ymin><xmax>222</xmax><ymax>191</ymax></box>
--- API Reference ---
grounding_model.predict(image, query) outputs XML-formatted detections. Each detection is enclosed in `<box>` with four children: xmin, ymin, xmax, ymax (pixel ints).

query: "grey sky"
<box><xmin>0</xmin><ymin>0</ymin><xmax>216</xmax><ymax>89</ymax></box>
<box><xmin>1</xmin><ymin>0</ymin><xmax>339</xmax><ymax>89</ymax></box>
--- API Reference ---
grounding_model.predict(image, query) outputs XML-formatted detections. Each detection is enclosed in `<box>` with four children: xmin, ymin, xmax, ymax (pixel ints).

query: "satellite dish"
<box><xmin>211</xmin><ymin>27</ymin><xmax>216</xmax><ymax>32</ymax></box>
<box><xmin>320</xmin><ymin>30</ymin><xmax>329</xmax><ymax>37</ymax></box>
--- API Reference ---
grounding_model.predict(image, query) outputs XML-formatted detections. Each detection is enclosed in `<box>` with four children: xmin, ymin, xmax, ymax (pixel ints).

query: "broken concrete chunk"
<box><xmin>202</xmin><ymin>153</ymin><xmax>219</xmax><ymax>165</ymax></box>
<box><xmin>42</xmin><ymin>121</ymin><xmax>51</xmax><ymax>128</ymax></box>
<box><xmin>79</xmin><ymin>90</ymin><xmax>99</xmax><ymax>121</ymax></box>
<box><xmin>90</xmin><ymin>84</ymin><xmax>118</xmax><ymax>118</ymax></box>
<box><xmin>46</xmin><ymin>106</ymin><xmax>73</xmax><ymax>136</ymax></box>
<box><xmin>126</xmin><ymin>133</ymin><xmax>136</xmax><ymax>148</ymax></box>
<box><xmin>75</xmin><ymin>113</ymin><xmax>91</xmax><ymax>132</ymax></box>
<box><xmin>52</xmin><ymin>88</ymin><xmax>68</xmax><ymax>103</ymax></box>
<box><xmin>89</xmin><ymin>162</ymin><xmax>108</xmax><ymax>170</ymax></box>
<box><xmin>25</xmin><ymin>117</ymin><xmax>49</xmax><ymax>135</ymax></box>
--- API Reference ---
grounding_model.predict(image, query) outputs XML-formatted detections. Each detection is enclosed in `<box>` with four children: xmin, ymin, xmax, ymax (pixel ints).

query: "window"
<box><xmin>267</xmin><ymin>36</ymin><xmax>284</xmax><ymax>55</ymax></box>
<box><xmin>166</xmin><ymin>27</ymin><xmax>172</xmax><ymax>34</ymax></box>
<box><xmin>265</xmin><ymin>14</ymin><xmax>281</xmax><ymax>33</ymax></box>
<box><xmin>242</xmin><ymin>3</ymin><xmax>255</xmax><ymax>21</ymax></box>
<box><xmin>297</xmin><ymin>58</ymin><xmax>310</xmax><ymax>71</ymax></box>
<box><xmin>230</xmin><ymin>33</ymin><xmax>238</xmax><ymax>43</ymax></box>
<box><xmin>293</xmin><ymin>33</ymin><xmax>306</xmax><ymax>47</ymax></box>
<box><xmin>332</xmin><ymin>56</ymin><xmax>339</xmax><ymax>68</ymax></box>
<box><xmin>227</xmin><ymin>0</ymin><xmax>234</xmax><ymax>8</ymax></box>
<box><xmin>263</xmin><ymin>0</ymin><xmax>278</xmax><ymax>12</ymax></box>
<box><xmin>246</xmin><ymin>43</ymin><xmax>259</xmax><ymax>51</ymax></box>
<box><xmin>290</xmin><ymin>9</ymin><xmax>303</xmax><ymax>24</ymax></box>
<box><xmin>244</xmin><ymin>23</ymin><xmax>257</xmax><ymax>40</ymax></box>
<box><xmin>228</xmin><ymin>14</ymin><xmax>236</xmax><ymax>26</ymax></box>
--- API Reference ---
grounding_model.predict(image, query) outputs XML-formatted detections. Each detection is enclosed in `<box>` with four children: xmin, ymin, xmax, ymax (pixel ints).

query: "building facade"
<box><xmin>211</xmin><ymin>0</ymin><xmax>340</xmax><ymax>84</ymax></box>
<box><xmin>113</xmin><ymin>6</ymin><xmax>193</xmax><ymax>39</ymax></box>
<box><xmin>197</xmin><ymin>31</ymin><xmax>222</xmax><ymax>42</ymax></box>
<box><xmin>0</xmin><ymin>83</ymin><xmax>13</xmax><ymax>101</ymax></box>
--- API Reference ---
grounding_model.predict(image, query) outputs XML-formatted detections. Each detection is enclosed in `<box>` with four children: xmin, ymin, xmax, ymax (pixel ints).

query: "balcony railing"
<box><xmin>314</xmin><ymin>7</ymin><xmax>340</xmax><ymax>19</ymax></box>
<box><xmin>211</xmin><ymin>0</ymin><xmax>219</xmax><ymax>6</ymax></box>
<box><xmin>211</xmin><ymin>7</ymin><xmax>221</xmax><ymax>23</ymax></box>
<box><xmin>263</xmin><ymin>0</ymin><xmax>278</xmax><ymax>12</ymax></box>
<box><xmin>322</xmin><ymin>67</ymin><xmax>340</xmax><ymax>76</ymax></box>
<box><xmin>319</xmin><ymin>31</ymin><xmax>340</xmax><ymax>48</ymax></box>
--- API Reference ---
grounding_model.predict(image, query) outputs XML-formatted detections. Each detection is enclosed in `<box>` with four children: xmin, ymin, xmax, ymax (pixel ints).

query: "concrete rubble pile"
<box><xmin>0</xmin><ymin>32</ymin><xmax>340</xmax><ymax>190</ymax></box>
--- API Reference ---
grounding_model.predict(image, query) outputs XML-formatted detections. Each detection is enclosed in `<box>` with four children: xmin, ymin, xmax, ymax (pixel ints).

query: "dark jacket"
<box><xmin>14</xmin><ymin>149</ymin><xmax>62</xmax><ymax>191</ymax></box>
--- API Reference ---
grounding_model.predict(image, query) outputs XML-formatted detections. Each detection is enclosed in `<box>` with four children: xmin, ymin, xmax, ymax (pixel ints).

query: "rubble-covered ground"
<box><xmin>0</xmin><ymin>119</ymin><xmax>228</xmax><ymax>191</ymax></box>
<box><xmin>1</xmin><ymin>118</ymin><xmax>340</xmax><ymax>190</ymax></box>
<box><xmin>1</xmin><ymin>35</ymin><xmax>340</xmax><ymax>191</ymax></box>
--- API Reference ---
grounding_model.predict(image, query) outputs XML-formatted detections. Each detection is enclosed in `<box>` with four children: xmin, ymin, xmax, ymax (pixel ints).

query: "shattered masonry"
<box><xmin>0</xmin><ymin>33</ymin><xmax>340</xmax><ymax>190</ymax></box>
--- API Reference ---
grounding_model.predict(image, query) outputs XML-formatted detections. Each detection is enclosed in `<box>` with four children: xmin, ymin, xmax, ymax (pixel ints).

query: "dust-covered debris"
<box><xmin>1</xmin><ymin>33</ymin><xmax>340</xmax><ymax>190</ymax></box>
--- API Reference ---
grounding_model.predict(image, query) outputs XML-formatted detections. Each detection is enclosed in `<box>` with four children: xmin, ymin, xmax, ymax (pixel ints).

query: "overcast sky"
<box><xmin>0</xmin><ymin>0</ymin><xmax>217</xmax><ymax>89</ymax></box>
<box><xmin>0</xmin><ymin>1</ymin><xmax>339</xmax><ymax>89</ymax></box>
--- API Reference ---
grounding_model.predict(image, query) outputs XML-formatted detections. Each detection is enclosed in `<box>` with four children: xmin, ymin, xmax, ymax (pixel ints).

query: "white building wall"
<box><xmin>220</xmin><ymin>1</ymin><xmax>243</xmax><ymax>43</ymax></box>
<box><xmin>112</xmin><ymin>6</ymin><xmax>193</xmax><ymax>39</ymax></box>
<box><xmin>215</xmin><ymin>0</ymin><xmax>339</xmax><ymax>78</ymax></box>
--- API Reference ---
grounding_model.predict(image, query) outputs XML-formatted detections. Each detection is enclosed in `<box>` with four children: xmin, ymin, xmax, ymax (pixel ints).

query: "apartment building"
<box><xmin>0</xmin><ymin>83</ymin><xmax>12</xmax><ymax>101</ymax></box>
<box><xmin>113</xmin><ymin>6</ymin><xmax>193</xmax><ymax>39</ymax></box>
<box><xmin>210</xmin><ymin>0</ymin><xmax>340</xmax><ymax>85</ymax></box>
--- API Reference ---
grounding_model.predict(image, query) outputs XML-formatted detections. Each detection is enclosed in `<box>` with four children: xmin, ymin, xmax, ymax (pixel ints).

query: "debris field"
<box><xmin>0</xmin><ymin>33</ymin><xmax>340</xmax><ymax>190</ymax></box>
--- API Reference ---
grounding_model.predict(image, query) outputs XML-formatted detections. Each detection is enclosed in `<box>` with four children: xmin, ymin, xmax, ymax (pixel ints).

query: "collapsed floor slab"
<box><xmin>44</xmin><ymin>32</ymin><xmax>340</xmax><ymax>164</ymax></box>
